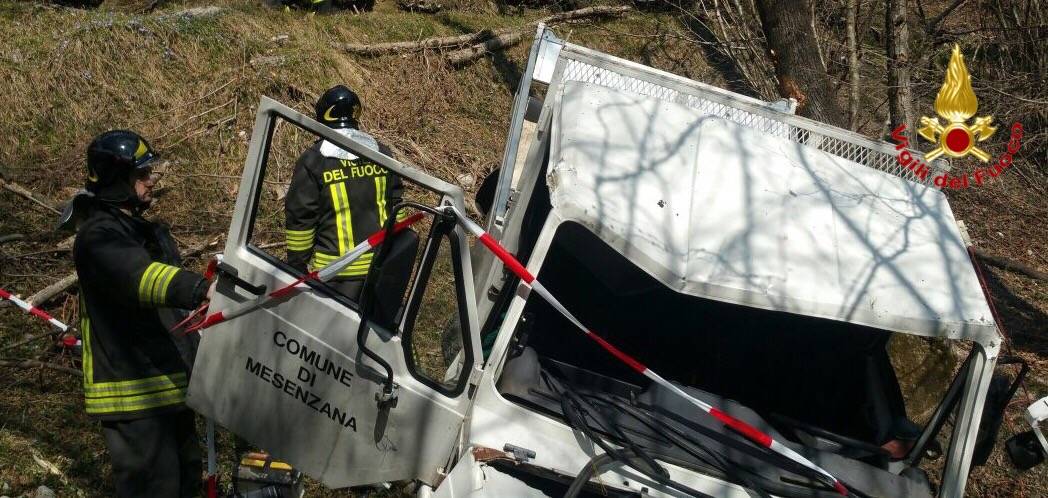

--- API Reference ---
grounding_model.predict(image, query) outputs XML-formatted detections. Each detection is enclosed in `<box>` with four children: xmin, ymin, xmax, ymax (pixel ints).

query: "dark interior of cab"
<box><xmin>494</xmin><ymin>221</ymin><xmax>935</xmax><ymax>497</ymax></box>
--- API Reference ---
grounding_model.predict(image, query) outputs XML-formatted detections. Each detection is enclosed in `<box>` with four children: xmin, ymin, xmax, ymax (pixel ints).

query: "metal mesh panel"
<box><xmin>560</xmin><ymin>57</ymin><xmax>939</xmax><ymax>186</ymax></box>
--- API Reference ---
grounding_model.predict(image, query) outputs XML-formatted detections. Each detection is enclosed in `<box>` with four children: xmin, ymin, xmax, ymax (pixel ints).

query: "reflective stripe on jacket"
<box><xmin>73</xmin><ymin>205</ymin><xmax>207</xmax><ymax>420</ymax></box>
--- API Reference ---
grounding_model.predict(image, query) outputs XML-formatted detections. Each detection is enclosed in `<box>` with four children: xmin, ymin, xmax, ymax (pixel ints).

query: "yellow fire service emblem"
<box><xmin>918</xmin><ymin>45</ymin><xmax>996</xmax><ymax>162</ymax></box>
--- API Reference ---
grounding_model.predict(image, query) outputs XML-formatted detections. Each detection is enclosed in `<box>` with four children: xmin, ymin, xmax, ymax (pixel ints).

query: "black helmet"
<box><xmin>85</xmin><ymin>130</ymin><xmax>158</xmax><ymax>204</ymax></box>
<box><xmin>315</xmin><ymin>85</ymin><xmax>362</xmax><ymax>129</ymax></box>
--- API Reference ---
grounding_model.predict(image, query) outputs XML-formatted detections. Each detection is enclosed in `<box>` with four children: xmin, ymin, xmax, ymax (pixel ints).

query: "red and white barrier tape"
<box><xmin>0</xmin><ymin>288</ymin><xmax>70</xmax><ymax>332</ymax></box>
<box><xmin>449</xmin><ymin>206</ymin><xmax>849</xmax><ymax>496</ymax></box>
<box><xmin>185</xmin><ymin>212</ymin><xmax>427</xmax><ymax>333</ymax></box>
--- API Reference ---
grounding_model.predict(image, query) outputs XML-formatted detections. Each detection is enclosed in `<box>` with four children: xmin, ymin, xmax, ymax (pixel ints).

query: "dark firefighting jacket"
<box><xmin>73</xmin><ymin>205</ymin><xmax>207</xmax><ymax>421</ymax></box>
<box><xmin>284</xmin><ymin>130</ymin><xmax>404</xmax><ymax>278</ymax></box>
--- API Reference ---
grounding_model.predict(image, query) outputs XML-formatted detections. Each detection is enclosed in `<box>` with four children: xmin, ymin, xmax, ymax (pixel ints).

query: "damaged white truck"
<box><xmin>187</xmin><ymin>28</ymin><xmax>1023</xmax><ymax>497</ymax></box>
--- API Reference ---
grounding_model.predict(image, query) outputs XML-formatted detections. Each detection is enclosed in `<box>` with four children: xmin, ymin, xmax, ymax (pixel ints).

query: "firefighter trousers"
<box><xmin>101</xmin><ymin>409</ymin><xmax>201</xmax><ymax>498</ymax></box>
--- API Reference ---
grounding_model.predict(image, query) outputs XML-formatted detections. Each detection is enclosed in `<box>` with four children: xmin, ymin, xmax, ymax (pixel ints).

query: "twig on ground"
<box><xmin>0</xmin><ymin>330</ymin><xmax>58</xmax><ymax>354</ymax></box>
<box><xmin>0</xmin><ymin>233</ymin><xmax>25</xmax><ymax>244</ymax></box>
<box><xmin>28</xmin><ymin>274</ymin><xmax>79</xmax><ymax>307</ymax></box>
<box><xmin>181</xmin><ymin>234</ymin><xmax>224</xmax><ymax>260</ymax></box>
<box><xmin>0</xmin><ymin>178</ymin><xmax>60</xmax><ymax>214</ymax></box>
<box><xmin>10</xmin><ymin>235</ymin><xmax>75</xmax><ymax>258</ymax></box>
<box><xmin>0</xmin><ymin>359</ymin><xmax>81</xmax><ymax>376</ymax></box>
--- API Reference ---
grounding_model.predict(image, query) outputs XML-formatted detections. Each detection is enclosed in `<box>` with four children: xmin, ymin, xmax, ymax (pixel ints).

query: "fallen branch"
<box><xmin>0</xmin><ymin>233</ymin><xmax>25</xmax><ymax>245</ymax></box>
<box><xmin>0</xmin><ymin>330</ymin><xmax>58</xmax><ymax>354</ymax></box>
<box><xmin>0</xmin><ymin>178</ymin><xmax>60</xmax><ymax>214</ymax></box>
<box><xmin>181</xmin><ymin>234</ymin><xmax>223</xmax><ymax>260</ymax></box>
<box><xmin>0</xmin><ymin>359</ymin><xmax>81</xmax><ymax>376</ymax></box>
<box><xmin>339</xmin><ymin>5</ymin><xmax>632</xmax><ymax>57</ymax></box>
<box><xmin>340</xmin><ymin>29</ymin><xmax>502</xmax><ymax>56</ymax></box>
<box><xmin>972</xmin><ymin>247</ymin><xmax>1048</xmax><ymax>282</ymax></box>
<box><xmin>9</xmin><ymin>235</ymin><xmax>75</xmax><ymax>259</ymax></box>
<box><xmin>448</xmin><ymin>6</ymin><xmax>632</xmax><ymax>67</ymax></box>
<box><xmin>447</xmin><ymin>32</ymin><xmax>524</xmax><ymax>67</ymax></box>
<box><xmin>538</xmin><ymin>5</ymin><xmax>633</xmax><ymax>25</ymax></box>
<box><xmin>28</xmin><ymin>274</ymin><xmax>78</xmax><ymax>307</ymax></box>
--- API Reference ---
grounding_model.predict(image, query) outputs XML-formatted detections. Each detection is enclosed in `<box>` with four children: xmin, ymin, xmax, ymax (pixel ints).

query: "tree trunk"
<box><xmin>754</xmin><ymin>0</ymin><xmax>848</xmax><ymax>127</ymax></box>
<box><xmin>885</xmin><ymin>0</ymin><xmax>914</xmax><ymax>134</ymax></box>
<box><xmin>847</xmin><ymin>0</ymin><xmax>860</xmax><ymax>130</ymax></box>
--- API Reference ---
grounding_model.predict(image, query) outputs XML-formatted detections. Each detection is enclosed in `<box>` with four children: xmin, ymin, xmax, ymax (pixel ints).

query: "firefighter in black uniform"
<box><xmin>285</xmin><ymin>85</ymin><xmax>416</xmax><ymax>324</ymax></box>
<box><xmin>71</xmin><ymin>130</ymin><xmax>209</xmax><ymax>498</ymax></box>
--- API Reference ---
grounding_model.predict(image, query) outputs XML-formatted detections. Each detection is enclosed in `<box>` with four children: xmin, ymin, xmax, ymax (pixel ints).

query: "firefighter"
<box><xmin>71</xmin><ymin>130</ymin><xmax>209</xmax><ymax>498</ymax></box>
<box><xmin>284</xmin><ymin>85</ymin><xmax>417</xmax><ymax>324</ymax></box>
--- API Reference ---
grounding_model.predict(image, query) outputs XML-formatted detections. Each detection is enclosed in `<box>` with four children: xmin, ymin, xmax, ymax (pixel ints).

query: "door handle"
<box><xmin>215</xmin><ymin>261</ymin><xmax>266</xmax><ymax>296</ymax></box>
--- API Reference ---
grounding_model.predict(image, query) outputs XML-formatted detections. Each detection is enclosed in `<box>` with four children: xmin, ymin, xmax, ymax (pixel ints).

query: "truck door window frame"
<box><xmin>400</xmin><ymin>217</ymin><xmax>475</xmax><ymax>396</ymax></box>
<box><xmin>242</xmin><ymin>116</ymin><xmax>372</xmax><ymax>313</ymax></box>
<box><xmin>240</xmin><ymin>115</ymin><xmax>443</xmax><ymax>325</ymax></box>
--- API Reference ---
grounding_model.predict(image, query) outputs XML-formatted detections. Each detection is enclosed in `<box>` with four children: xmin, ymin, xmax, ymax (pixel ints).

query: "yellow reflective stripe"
<box><xmin>138</xmin><ymin>262</ymin><xmax>179</xmax><ymax>305</ymax></box>
<box><xmin>339</xmin><ymin>183</ymin><xmax>354</xmax><ymax>249</ymax></box>
<box><xmin>396</xmin><ymin>210</ymin><xmax>408</xmax><ymax>222</ymax></box>
<box><xmin>137</xmin><ymin>263</ymin><xmax>163</xmax><ymax>304</ymax></box>
<box><xmin>286</xmin><ymin>228</ymin><xmax>315</xmax><ymax>251</ymax></box>
<box><xmin>286</xmin><ymin>228</ymin><xmax>315</xmax><ymax>238</ymax></box>
<box><xmin>84</xmin><ymin>387</ymin><xmax>186</xmax><ymax>414</ymax></box>
<box><xmin>329</xmin><ymin>183</ymin><xmax>355</xmax><ymax>254</ymax></box>
<box><xmin>311</xmin><ymin>252</ymin><xmax>373</xmax><ymax>277</ymax></box>
<box><xmin>155</xmin><ymin>266</ymin><xmax>179</xmax><ymax>305</ymax></box>
<box><xmin>312</xmin><ymin>252</ymin><xmax>373</xmax><ymax>265</ymax></box>
<box><xmin>84</xmin><ymin>373</ymin><xmax>187</xmax><ymax>398</ymax></box>
<box><xmin>80</xmin><ymin>295</ymin><xmax>94</xmax><ymax>387</ymax></box>
<box><xmin>375</xmin><ymin>176</ymin><xmax>388</xmax><ymax>226</ymax></box>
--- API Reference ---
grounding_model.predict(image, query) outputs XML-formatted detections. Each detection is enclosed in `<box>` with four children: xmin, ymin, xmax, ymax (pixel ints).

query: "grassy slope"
<box><xmin>0</xmin><ymin>0</ymin><xmax>1043</xmax><ymax>496</ymax></box>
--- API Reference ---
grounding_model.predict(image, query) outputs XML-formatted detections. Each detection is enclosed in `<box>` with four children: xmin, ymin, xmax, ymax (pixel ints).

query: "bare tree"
<box><xmin>754</xmin><ymin>0</ymin><xmax>848</xmax><ymax>127</ymax></box>
<box><xmin>847</xmin><ymin>0</ymin><xmax>860</xmax><ymax>130</ymax></box>
<box><xmin>885</xmin><ymin>0</ymin><xmax>914</xmax><ymax>134</ymax></box>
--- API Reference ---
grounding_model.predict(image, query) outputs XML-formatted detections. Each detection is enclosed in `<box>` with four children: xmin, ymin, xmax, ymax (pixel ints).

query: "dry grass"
<box><xmin>0</xmin><ymin>0</ymin><xmax>1043</xmax><ymax>496</ymax></box>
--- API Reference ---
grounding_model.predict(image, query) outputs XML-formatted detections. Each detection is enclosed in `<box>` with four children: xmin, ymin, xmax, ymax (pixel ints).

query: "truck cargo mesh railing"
<box><xmin>556</xmin><ymin>47</ymin><xmax>945</xmax><ymax>186</ymax></box>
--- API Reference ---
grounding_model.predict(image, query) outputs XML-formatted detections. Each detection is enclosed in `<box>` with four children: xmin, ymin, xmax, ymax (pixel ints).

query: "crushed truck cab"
<box><xmin>189</xmin><ymin>27</ymin><xmax>1010</xmax><ymax>498</ymax></box>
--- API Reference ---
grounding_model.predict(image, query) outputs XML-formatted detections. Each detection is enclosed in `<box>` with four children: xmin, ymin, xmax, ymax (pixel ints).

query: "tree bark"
<box><xmin>28</xmin><ymin>273</ymin><xmax>78</xmax><ymax>307</ymax></box>
<box><xmin>847</xmin><ymin>0</ymin><xmax>860</xmax><ymax>130</ymax></box>
<box><xmin>754</xmin><ymin>0</ymin><xmax>848</xmax><ymax>127</ymax></box>
<box><xmin>446</xmin><ymin>32</ymin><xmax>523</xmax><ymax>67</ymax></box>
<box><xmin>885</xmin><ymin>0</ymin><xmax>914</xmax><ymax>134</ymax></box>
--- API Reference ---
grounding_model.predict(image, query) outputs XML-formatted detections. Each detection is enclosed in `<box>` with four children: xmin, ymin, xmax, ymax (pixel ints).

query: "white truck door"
<box><xmin>187</xmin><ymin>97</ymin><xmax>483</xmax><ymax>489</ymax></box>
